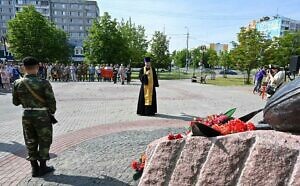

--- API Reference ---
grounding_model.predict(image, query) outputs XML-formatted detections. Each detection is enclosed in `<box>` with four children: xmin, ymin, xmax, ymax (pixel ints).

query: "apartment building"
<box><xmin>0</xmin><ymin>0</ymin><xmax>99</xmax><ymax>62</ymax></box>
<box><xmin>256</xmin><ymin>15</ymin><xmax>300</xmax><ymax>39</ymax></box>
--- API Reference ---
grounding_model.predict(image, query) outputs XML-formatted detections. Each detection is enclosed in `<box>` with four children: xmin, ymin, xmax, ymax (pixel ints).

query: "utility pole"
<box><xmin>185</xmin><ymin>26</ymin><xmax>189</xmax><ymax>72</ymax></box>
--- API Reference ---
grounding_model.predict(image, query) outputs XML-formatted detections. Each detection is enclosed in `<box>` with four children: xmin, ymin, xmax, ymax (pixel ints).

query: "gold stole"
<box><xmin>144</xmin><ymin>67</ymin><xmax>154</xmax><ymax>106</ymax></box>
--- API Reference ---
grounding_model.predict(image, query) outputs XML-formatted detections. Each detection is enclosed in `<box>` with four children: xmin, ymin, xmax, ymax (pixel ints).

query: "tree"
<box><xmin>150</xmin><ymin>31</ymin><xmax>171</xmax><ymax>69</ymax></box>
<box><xmin>172</xmin><ymin>49</ymin><xmax>187</xmax><ymax>68</ymax></box>
<box><xmin>118</xmin><ymin>19</ymin><xmax>148</xmax><ymax>67</ymax></box>
<box><xmin>7</xmin><ymin>6</ymin><xmax>71</xmax><ymax>63</ymax></box>
<box><xmin>219</xmin><ymin>51</ymin><xmax>233</xmax><ymax>69</ymax></box>
<box><xmin>219</xmin><ymin>51</ymin><xmax>234</xmax><ymax>78</ymax></box>
<box><xmin>264</xmin><ymin>31</ymin><xmax>300</xmax><ymax>67</ymax></box>
<box><xmin>206</xmin><ymin>49</ymin><xmax>219</xmax><ymax>68</ymax></box>
<box><xmin>231</xmin><ymin>28</ymin><xmax>266</xmax><ymax>84</ymax></box>
<box><xmin>191</xmin><ymin>47</ymin><xmax>202</xmax><ymax>70</ymax></box>
<box><xmin>84</xmin><ymin>12</ymin><xmax>127</xmax><ymax>65</ymax></box>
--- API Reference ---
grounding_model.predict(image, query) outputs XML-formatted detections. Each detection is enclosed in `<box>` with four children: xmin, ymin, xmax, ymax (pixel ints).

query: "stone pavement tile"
<box><xmin>18</xmin><ymin>128</ymin><xmax>185</xmax><ymax>186</ymax></box>
<box><xmin>0</xmin><ymin>119</ymin><xmax>185</xmax><ymax>185</ymax></box>
<box><xmin>0</xmin><ymin>80</ymin><xmax>265</xmax><ymax>159</ymax></box>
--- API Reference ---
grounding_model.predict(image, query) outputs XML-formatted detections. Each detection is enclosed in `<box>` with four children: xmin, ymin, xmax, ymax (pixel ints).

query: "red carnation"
<box><xmin>168</xmin><ymin>134</ymin><xmax>175</xmax><ymax>140</ymax></box>
<box><xmin>131</xmin><ymin>161</ymin><xmax>139</xmax><ymax>170</ymax></box>
<box><xmin>175</xmin><ymin>134</ymin><xmax>183</xmax><ymax>139</ymax></box>
<box><xmin>247</xmin><ymin>123</ymin><xmax>256</xmax><ymax>130</ymax></box>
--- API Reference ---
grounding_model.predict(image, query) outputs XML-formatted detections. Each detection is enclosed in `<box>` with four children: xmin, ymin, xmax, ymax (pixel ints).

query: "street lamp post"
<box><xmin>168</xmin><ymin>37</ymin><xmax>171</xmax><ymax>72</ymax></box>
<box><xmin>185</xmin><ymin>26</ymin><xmax>189</xmax><ymax>73</ymax></box>
<box><xmin>200</xmin><ymin>45</ymin><xmax>207</xmax><ymax>78</ymax></box>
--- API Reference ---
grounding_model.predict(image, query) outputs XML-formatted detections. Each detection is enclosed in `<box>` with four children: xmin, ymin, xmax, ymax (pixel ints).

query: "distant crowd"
<box><xmin>0</xmin><ymin>60</ymin><xmax>132</xmax><ymax>91</ymax></box>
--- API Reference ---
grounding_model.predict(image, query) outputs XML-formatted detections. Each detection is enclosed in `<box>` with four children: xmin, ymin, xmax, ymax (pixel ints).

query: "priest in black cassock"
<box><xmin>137</xmin><ymin>57</ymin><xmax>159</xmax><ymax>116</ymax></box>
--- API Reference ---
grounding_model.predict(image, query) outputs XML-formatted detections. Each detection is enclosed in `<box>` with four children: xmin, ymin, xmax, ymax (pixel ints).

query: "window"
<box><xmin>79</xmin><ymin>26</ymin><xmax>83</xmax><ymax>30</ymax></box>
<box><xmin>74</xmin><ymin>47</ymin><xmax>83</xmax><ymax>55</ymax></box>
<box><xmin>71</xmin><ymin>11</ymin><xmax>77</xmax><ymax>16</ymax></box>
<box><xmin>62</xmin><ymin>11</ymin><xmax>66</xmax><ymax>16</ymax></box>
<box><xmin>87</xmin><ymin>12</ymin><xmax>95</xmax><ymax>17</ymax></box>
<box><xmin>71</xmin><ymin>4</ymin><xmax>78</xmax><ymax>9</ymax></box>
<box><xmin>17</xmin><ymin>0</ymin><xmax>23</xmax><ymax>4</ymax></box>
<box><xmin>41</xmin><ymin>1</ymin><xmax>49</xmax><ymax>6</ymax></box>
<box><xmin>62</xmin><ymin>4</ymin><xmax>65</xmax><ymax>8</ymax></box>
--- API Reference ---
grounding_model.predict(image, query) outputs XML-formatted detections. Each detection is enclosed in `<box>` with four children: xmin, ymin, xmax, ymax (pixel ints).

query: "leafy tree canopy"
<box><xmin>7</xmin><ymin>5</ymin><xmax>71</xmax><ymax>63</ymax></box>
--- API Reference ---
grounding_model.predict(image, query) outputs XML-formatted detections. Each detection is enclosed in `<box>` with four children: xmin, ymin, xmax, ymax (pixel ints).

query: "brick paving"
<box><xmin>0</xmin><ymin>80</ymin><xmax>266</xmax><ymax>185</ymax></box>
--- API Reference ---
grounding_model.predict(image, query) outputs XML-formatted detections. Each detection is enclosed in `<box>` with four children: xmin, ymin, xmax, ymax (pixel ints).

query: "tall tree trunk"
<box><xmin>246</xmin><ymin>68</ymin><xmax>251</xmax><ymax>84</ymax></box>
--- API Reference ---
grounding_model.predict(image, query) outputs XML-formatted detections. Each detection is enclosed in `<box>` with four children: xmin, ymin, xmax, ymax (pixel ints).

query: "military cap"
<box><xmin>22</xmin><ymin>56</ymin><xmax>39</xmax><ymax>67</ymax></box>
<box><xmin>144</xmin><ymin>57</ymin><xmax>151</xmax><ymax>63</ymax></box>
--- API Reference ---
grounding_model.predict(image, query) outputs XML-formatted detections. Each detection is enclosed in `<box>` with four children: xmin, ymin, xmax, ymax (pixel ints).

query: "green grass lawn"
<box><xmin>131</xmin><ymin>71</ymin><xmax>193</xmax><ymax>80</ymax></box>
<box><xmin>206</xmin><ymin>77</ymin><xmax>251</xmax><ymax>86</ymax></box>
<box><xmin>131</xmin><ymin>71</ymin><xmax>251</xmax><ymax>86</ymax></box>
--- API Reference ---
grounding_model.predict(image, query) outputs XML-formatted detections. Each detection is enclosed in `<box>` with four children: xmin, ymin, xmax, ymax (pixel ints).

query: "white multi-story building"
<box><xmin>0</xmin><ymin>0</ymin><xmax>99</xmax><ymax>62</ymax></box>
<box><xmin>256</xmin><ymin>15</ymin><xmax>300</xmax><ymax>39</ymax></box>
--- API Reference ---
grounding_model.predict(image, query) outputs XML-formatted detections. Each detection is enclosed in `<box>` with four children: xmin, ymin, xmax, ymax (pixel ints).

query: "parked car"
<box><xmin>219</xmin><ymin>69</ymin><xmax>238</xmax><ymax>75</ymax></box>
<box><xmin>160</xmin><ymin>68</ymin><xmax>171</xmax><ymax>72</ymax></box>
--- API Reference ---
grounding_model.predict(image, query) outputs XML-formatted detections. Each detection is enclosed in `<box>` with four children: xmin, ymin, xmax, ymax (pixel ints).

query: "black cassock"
<box><xmin>137</xmin><ymin>67</ymin><xmax>159</xmax><ymax>116</ymax></box>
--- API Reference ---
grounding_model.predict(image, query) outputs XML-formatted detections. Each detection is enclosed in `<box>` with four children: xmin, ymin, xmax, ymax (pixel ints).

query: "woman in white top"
<box><xmin>266</xmin><ymin>65</ymin><xmax>285</xmax><ymax>97</ymax></box>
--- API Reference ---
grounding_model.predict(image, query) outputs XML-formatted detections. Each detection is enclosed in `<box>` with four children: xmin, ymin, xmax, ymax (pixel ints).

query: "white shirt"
<box><xmin>271</xmin><ymin>71</ymin><xmax>285</xmax><ymax>87</ymax></box>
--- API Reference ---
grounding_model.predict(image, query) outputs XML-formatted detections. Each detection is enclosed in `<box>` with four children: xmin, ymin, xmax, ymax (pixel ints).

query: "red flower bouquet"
<box><xmin>168</xmin><ymin>133</ymin><xmax>183</xmax><ymax>140</ymax></box>
<box><xmin>131</xmin><ymin>153</ymin><xmax>147</xmax><ymax>180</ymax></box>
<box><xmin>189</xmin><ymin>108</ymin><xmax>257</xmax><ymax>137</ymax></box>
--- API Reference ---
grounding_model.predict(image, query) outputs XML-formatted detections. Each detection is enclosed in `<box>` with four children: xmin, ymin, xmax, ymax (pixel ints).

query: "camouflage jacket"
<box><xmin>12</xmin><ymin>74</ymin><xmax>56</xmax><ymax>116</ymax></box>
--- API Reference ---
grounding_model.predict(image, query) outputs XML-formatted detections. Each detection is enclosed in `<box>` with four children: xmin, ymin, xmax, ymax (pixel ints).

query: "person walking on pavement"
<box><xmin>253</xmin><ymin>67</ymin><xmax>266</xmax><ymax>94</ymax></box>
<box><xmin>12</xmin><ymin>57</ymin><xmax>56</xmax><ymax>177</ymax></box>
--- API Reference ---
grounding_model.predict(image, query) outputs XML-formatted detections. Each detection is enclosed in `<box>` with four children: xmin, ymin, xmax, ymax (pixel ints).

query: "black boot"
<box><xmin>30</xmin><ymin>160</ymin><xmax>40</xmax><ymax>177</ymax></box>
<box><xmin>39</xmin><ymin>160</ymin><xmax>55</xmax><ymax>176</ymax></box>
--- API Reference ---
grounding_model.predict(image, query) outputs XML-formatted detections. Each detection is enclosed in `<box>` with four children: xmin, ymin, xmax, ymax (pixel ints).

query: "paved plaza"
<box><xmin>0</xmin><ymin>79</ymin><xmax>266</xmax><ymax>185</ymax></box>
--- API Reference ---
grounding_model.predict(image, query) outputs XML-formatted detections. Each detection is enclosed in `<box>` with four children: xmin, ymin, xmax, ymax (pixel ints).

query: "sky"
<box><xmin>97</xmin><ymin>0</ymin><xmax>300</xmax><ymax>51</ymax></box>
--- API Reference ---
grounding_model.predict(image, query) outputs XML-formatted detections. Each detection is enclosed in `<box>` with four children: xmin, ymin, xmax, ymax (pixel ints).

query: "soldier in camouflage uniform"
<box><xmin>12</xmin><ymin>57</ymin><xmax>56</xmax><ymax>177</ymax></box>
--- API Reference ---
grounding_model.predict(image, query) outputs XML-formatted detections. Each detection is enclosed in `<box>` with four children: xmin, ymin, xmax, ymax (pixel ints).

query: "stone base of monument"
<box><xmin>139</xmin><ymin>131</ymin><xmax>300</xmax><ymax>186</ymax></box>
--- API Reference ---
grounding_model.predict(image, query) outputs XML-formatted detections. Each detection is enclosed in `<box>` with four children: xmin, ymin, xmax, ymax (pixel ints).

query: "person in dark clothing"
<box><xmin>137</xmin><ymin>57</ymin><xmax>159</xmax><ymax>116</ymax></box>
<box><xmin>253</xmin><ymin>67</ymin><xmax>266</xmax><ymax>94</ymax></box>
<box><xmin>12</xmin><ymin>57</ymin><xmax>56</xmax><ymax>177</ymax></box>
<box><xmin>113</xmin><ymin>66</ymin><xmax>118</xmax><ymax>84</ymax></box>
<box><xmin>126</xmin><ymin>65</ymin><xmax>132</xmax><ymax>84</ymax></box>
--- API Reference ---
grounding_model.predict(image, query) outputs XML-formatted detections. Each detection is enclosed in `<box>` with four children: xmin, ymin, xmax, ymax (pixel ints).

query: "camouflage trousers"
<box><xmin>22</xmin><ymin>115</ymin><xmax>53</xmax><ymax>161</ymax></box>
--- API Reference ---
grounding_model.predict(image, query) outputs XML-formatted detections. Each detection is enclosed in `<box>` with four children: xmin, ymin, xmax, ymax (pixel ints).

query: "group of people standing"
<box><xmin>0</xmin><ymin>62</ymin><xmax>133</xmax><ymax>91</ymax></box>
<box><xmin>38</xmin><ymin>63</ymin><xmax>132</xmax><ymax>84</ymax></box>
<box><xmin>0</xmin><ymin>61</ymin><xmax>22</xmax><ymax>91</ymax></box>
